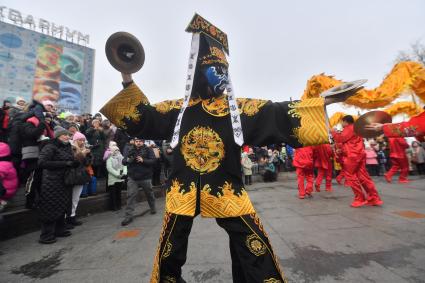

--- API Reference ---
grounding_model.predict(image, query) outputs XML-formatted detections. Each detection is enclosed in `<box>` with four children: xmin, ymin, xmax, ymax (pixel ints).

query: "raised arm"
<box><xmin>365</xmin><ymin>111</ymin><xmax>425</xmax><ymax>142</ymax></box>
<box><xmin>100</xmin><ymin>74</ymin><xmax>178</xmax><ymax>140</ymax></box>
<box><xmin>240</xmin><ymin>97</ymin><xmax>329</xmax><ymax>148</ymax></box>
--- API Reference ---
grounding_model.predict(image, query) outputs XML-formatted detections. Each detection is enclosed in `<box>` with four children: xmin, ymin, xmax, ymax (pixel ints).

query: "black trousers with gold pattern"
<box><xmin>150</xmin><ymin>212</ymin><xmax>286</xmax><ymax>283</ymax></box>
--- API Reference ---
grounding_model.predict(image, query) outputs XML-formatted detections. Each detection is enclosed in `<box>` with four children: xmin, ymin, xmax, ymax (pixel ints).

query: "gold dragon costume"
<box><xmin>101</xmin><ymin>14</ymin><xmax>329</xmax><ymax>283</ymax></box>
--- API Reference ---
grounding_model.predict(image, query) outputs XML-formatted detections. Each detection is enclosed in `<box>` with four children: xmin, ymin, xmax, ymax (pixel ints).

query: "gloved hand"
<box><xmin>121</xmin><ymin>175</ymin><xmax>128</xmax><ymax>180</ymax></box>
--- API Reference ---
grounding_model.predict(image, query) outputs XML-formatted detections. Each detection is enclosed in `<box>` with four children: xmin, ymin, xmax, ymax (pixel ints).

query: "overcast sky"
<box><xmin>3</xmin><ymin>0</ymin><xmax>425</xmax><ymax>116</ymax></box>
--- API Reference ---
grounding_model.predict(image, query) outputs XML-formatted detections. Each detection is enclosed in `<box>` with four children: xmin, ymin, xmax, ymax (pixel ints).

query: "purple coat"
<box><xmin>0</xmin><ymin>142</ymin><xmax>18</xmax><ymax>200</ymax></box>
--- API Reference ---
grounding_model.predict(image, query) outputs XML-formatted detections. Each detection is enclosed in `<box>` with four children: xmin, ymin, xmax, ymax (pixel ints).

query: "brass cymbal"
<box><xmin>321</xmin><ymin>79</ymin><xmax>367</xmax><ymax>98</ymax></box>
<box><xmin>105</xmin><ymin>32</ymin><xmax>145</xmax><ymax>73</ymax></box>
<box><xmin>354</xmin><ymin>111</ymin><xmax>392</xmax><ymax>138</ymax></box>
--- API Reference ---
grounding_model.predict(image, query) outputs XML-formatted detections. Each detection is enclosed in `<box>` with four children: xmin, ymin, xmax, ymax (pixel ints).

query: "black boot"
<box><xmin>69</xmin><ymin>216</ymin><xmax>82</xmax><ymax>226</ymax></box>
<box><xmin>55</xmin><ymin>230</ymin><xmax>72</xmax><ymax>237</ymax></box>
<box><xmin>39</xmin><ymin>237</ymin><xmax>57</xmax><ymax>244</ymax></box>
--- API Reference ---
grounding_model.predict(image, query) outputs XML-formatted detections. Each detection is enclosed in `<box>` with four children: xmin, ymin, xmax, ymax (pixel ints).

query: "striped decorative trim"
<box><xmin>288</xmin><ymin>98</ymin><xmax>329</xmax><ymax>146</ymax></box>
<box><xmin>99</xmin><ymin>83</ymin><xmax>149</xmax><ymax>129</ymax></box>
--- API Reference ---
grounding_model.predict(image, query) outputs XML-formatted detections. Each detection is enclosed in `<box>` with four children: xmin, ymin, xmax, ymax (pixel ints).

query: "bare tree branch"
<box><xmin>395</xmin><ymin>40</ymin><xmax>425</xmax><ymax>65</ymax></box>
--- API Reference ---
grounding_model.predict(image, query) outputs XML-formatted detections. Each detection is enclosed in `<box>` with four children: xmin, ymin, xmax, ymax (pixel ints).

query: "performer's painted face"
<box><xmin>202</xmin><ymin>65</ymin><xmax>228</xmax><ymax>96</ymax></box>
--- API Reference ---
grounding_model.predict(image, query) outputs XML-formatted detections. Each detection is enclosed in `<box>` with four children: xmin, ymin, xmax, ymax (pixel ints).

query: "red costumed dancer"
<box><xmin>384</xmin><ymin>137</ymin><xmax>410</xmax><ymax>183</ymax></box>
<box><xmin>293</xmin><ymin>146</ymin><xmax>314</xmax><ymax>199</ymax></box>
<box><xmin>382</xmin><ymin>111</ymin><xmax>425</xmax><ymax>142</ymax></box>
<box><xmin>366</xmin><ymin>111</ymin><xmax>425</xmax><ymax>141</ymax></box>
<box><xmin>332</xmin><ymin>115</ymin><xmax>383</xmax><ymax>207</ymax></box>
<box><xmin>313</xmin><ymin>144</ymin><xmax>333</xmax><ymax>192</ymax></box>
<box><xmin>366</xmin><ymin>111</ymin><xmax>425</xmax><ymax>183</ymax></box>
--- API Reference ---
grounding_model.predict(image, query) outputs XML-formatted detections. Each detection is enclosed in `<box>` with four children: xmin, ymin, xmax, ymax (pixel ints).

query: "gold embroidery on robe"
<box><xmin>153</xmin><ymin>97</ymin><xmax>201</xmax><ymax>114</ymax></box>
<box><xmin>247</xmin><ymin>213</ymin><xmax>286</xmax><ymax>282</ymax></box>
<box><xmin>200</xmin><ymin>181</ymin><xmax>255</xmax><ymax>218</ymax></box>
<box><xmin>288</xmin><ymin>98</ymin><xmax>328</xmax><ymax>146</ymax></box>
<box><xmin>389</xmin><ymin>124</ymin><xmax>418</xmax><ymax>137</ymax></box>
<box><xmin>150</xmin><ymin>212</ymin><xmax>172</xmax><ymax>283</ymax></box>
<box><xmin>162</xmin><ymin>276</ymin><xmax>177</xmax><ymax>283</ymax></box>
<box><xmin>237</xmin><ymin>98</ymin><xmax>268</xmax><ymax>116</ymax></box>
<box><xmin>200</xmin><ymin>96</ymin><xmax>268</xmax><ymax>117</ymax></box>
<box><xmin>153</xmin><ymin>95</ymin><xmax>268</xmax><ymax>117</ymax></box>
<box><xmin>264</xmin><ymin>278</ymin><xmax>283</xmax><ymax>283</ymax></box>
<box><xmin>246</xmin><ymin>234</ymin><xmax>267</xmax><ymax>256</ymax></box>
<box><xmin>165</xmin><ymin>179</ymin><xmax>196</xmax><ymax>216</ymax></box>
<box><xmin>202</xmin><ymin>95</ymin><xmax>230</xmax><ymax>117</ymax></box>
<box><xmin>100</xmin><ymin>83</ymin><xmax>149</xmax><ymax>129</ymax></box>
<box><xmin>180</xmin><ymin>126</ymin><xmax>225</xmax><ymax>174</ymax></box>
<box><xmin>162</xmin><ymin>241</ymin><xmax>172</xmax><ymax>259</ymax></box>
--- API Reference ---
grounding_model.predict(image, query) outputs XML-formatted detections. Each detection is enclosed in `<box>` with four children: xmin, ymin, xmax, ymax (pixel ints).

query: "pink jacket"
<box><xmin>365</xmin><ymin>148</ymin><xmax>378</xmax><ymax>165</ymax></box>
<box><xmin>0</xmin><ymin>142</ymin><xmax>19</xmax><ymax>200</ymax></box>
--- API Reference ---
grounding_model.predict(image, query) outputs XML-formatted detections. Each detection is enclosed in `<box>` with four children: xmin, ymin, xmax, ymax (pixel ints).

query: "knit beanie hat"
<box><xmin>72</xmin><ymin>131</ymin><xmax>86</xmax><ymax>141</ymax></box>
<box><xmin>15</xmin><ymin>97</ymin><xmax>26</xmax><ymax>104</ymax></box>
<box><xmin>54</xmin><ymin>126</ymin><xmax>70</xmax><ymax>138</ymax></box>
<box><xmin>110</xmin><ymin>145</ymin><xmax>120</xmax><ymax>153</ymax></box>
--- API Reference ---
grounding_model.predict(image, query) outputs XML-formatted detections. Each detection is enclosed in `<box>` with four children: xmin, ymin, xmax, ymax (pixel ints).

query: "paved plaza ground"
<box><xmin>1</xmin><ymin>173</ymin><xmax>425</xmax><ymax>283</ymax></box>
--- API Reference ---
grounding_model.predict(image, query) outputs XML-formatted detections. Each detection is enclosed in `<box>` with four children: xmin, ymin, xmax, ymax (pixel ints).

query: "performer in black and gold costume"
<box><xmin>101</xmin><ymin>14</ymin><xmax>360</xmax><ymax>283</ymax></box>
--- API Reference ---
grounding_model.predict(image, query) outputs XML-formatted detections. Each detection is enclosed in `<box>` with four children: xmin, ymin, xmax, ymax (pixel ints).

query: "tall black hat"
<box><xmin>186</xmin><ymin>14</ymin><xmax>229</xmax><ymax>68</ymax></box>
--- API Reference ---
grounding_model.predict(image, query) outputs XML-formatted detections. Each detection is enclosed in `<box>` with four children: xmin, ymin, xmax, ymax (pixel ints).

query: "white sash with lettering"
<box><xmin>226</xmin><ymin>75</ymin><xmax>244</xmax><ymax>146</ymax></box>
<box><xmin>170</xmin><ymin>33</ymin><xmax>200</xmax><ymax>148</ymax></box>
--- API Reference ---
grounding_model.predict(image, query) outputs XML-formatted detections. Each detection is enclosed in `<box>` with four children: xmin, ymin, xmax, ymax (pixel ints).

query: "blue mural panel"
<box><xmin>0</xmin><ymin>21</ymin><xmax>94</xmax><ymax>114</ymax></box>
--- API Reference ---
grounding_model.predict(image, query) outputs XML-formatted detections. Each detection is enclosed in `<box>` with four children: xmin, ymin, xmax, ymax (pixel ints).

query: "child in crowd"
<box><xmin>0</xmin><ymin>142</ymin><xmax>19</xmax><ymax>212</ymax></box>
<box><xmin>106</xmin><ymin>144</ymin><xmax>127</xmax><ymax>211</ymax></box>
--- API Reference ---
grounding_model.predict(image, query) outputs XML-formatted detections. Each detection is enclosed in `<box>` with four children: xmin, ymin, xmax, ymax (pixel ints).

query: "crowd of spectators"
<box><xmin>0</xmin><ymin>98</ymin><xmax>167</xmax><ymax>243</ymax></box>
<box><xmin>364</xmin><ymin>137</ymin><xmax>425</xmax><ymax>177</ymax></box>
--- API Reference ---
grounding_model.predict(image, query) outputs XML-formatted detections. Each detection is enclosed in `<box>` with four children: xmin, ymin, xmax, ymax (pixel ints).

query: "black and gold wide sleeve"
<box><xmin>239</xmin><ymin>97</ymin><xmax>329</xmax><ymax>148</ymax></box>
<box><xmin>100</xmin><ymin>82</ymin><xmax>177</xmax><ymax>140</ymax></box>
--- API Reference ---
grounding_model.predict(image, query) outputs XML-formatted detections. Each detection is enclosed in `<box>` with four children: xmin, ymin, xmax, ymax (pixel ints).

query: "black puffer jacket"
<box><xmin>123</xmin><ymin>145</ymin><xmax>156</xmax><ymax>181</ymax></box>
<box><xmin>37</xmin><ymin>139</ymin><xmax>74</xmax><ymax>222</ymax></box>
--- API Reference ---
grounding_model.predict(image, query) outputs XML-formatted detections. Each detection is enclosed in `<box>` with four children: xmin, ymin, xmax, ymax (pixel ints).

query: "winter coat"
<box><xmin>8</xmin><ymin>106</ymin><xmax>24</xmax><ymax>120</ymax></box>
<box><xmin>0</xmin><ymin>143</ymin><xmax>18</xmax><ymax>200</ymax></box>
<box><xmin>106</xmin><ymin>153</ymin><xmax>127</xmax><ymax>186</ymax></box>
<box><xmin>365</xmin><ymin>148</ymin><xmax>378</xmax><ymax>165</ymax></box>
<box><xmin>0</xmin><ymin>108</ymin><xmax>9</xmax><ymax>142</ymax></box>
<box><xmin>85</xmin><ymin>127</ymin><xmax>106</xmax><ymax>166</ymax></box>
<box><xmin>412</xmin><ymin>146</ymin><xmax>425</xmax><ymax>164</ymax></box>
<box><xmin>20</xmin><ymin>116</ymin><xmax>45</xmax><ymax>160</ymax></box>
<box><xmin>37</xmin><ymin>139</ymin><xmax>74</xmax><ymax>222</ymax></box>
<box><xmin>241</xmin><ymin>153</ymin><xmax>253</xmax><ymax>175</ymax></box>
<box><xmin>123</xmin><ymin>145</ymin><xmax>156</xmax><ymax>181</ymax></box>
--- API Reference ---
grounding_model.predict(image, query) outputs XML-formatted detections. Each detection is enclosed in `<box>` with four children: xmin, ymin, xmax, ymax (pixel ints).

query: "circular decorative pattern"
<box><xmin>246</xmin><ymin>234</ymin><xmax>267</xmax><ymax>256</ymax></box>
<box><xmin>180</xmin><ymin>126</ymin><xmax>225</xmax><ymax>174</ymax></box>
